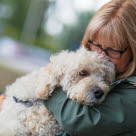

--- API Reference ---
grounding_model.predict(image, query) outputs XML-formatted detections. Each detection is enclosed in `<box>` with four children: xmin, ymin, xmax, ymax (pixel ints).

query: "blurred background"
<box><xmin>0</xmin><ymin>0</ymin><xmax>110</xmax><ymax>92</ymax></box>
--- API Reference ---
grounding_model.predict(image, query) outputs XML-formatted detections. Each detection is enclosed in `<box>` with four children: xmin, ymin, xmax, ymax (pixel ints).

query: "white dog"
<box><xmin>0</xmin><ymin>47</ymin><xmax>115</xmax><ymax>136</ymax></box>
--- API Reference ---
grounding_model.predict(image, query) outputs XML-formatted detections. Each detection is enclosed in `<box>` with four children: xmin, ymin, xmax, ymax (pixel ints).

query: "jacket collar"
<box><xmin>110</xmin><ymin>75</ymin><xmax>136</xmax><ymax>91</ymax></box>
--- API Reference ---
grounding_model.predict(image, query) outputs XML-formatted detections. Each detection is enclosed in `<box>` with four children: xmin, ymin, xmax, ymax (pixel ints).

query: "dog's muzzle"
<box><xmin>90</xmin><ymin>86</ymin><xmax>104</xmax><ymax>99</ymax></box>
<box><xmin>86</xmin><ymin>86</ymin><xmax>104</xmax><ymax>106</ymax></box>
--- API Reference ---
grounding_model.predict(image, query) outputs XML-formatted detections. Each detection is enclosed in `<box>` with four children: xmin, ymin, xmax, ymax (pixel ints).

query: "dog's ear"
<box><xmin>35</xmin><ymin>55</ymin><xmax>66</xmax><ymax>99</ymax></box>
<box><xmin>35</xmin><ymin>64</ymin><xmax>60</xmax><ymax>99</ymax></box>
<box><xmin>35</xmin><ymin>51</ymin><xmax>69</xmax><ymax>99</ymax></box>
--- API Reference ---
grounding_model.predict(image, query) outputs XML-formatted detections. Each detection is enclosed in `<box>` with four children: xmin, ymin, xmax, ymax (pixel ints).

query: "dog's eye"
<box><xmin>79</xmin><ymin>70</ymin><xmax>89</xmax><ymax>77</ymax></box>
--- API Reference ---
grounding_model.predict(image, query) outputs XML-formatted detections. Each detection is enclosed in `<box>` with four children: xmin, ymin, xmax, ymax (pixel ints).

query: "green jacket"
<box><xmin>43</xmin><ymin>76</ymin><xmax>136</xmax><ymax>136</ymax></box>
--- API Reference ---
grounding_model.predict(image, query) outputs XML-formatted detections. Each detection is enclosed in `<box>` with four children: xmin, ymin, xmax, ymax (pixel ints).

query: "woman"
<box><xmin>43</xmin><ymin>0</ymin><xmax>136</xmax><ymax>136</ymax></box>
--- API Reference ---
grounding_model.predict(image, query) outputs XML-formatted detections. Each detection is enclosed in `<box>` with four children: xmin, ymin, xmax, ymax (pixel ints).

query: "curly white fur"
<box><xmin>0</xmin><ymin>47</ymin><xmax>115</xmax><ymax>136</ymax></box>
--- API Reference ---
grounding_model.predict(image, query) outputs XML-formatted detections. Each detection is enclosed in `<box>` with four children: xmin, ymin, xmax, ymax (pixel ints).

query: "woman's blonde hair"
<box><xmin>81</xmin><ymin>0</ymin><xmax>136</xmax><ymax>79</ymax></box>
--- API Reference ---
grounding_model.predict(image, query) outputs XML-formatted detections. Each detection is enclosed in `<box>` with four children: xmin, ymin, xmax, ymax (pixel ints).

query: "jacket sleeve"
<box><xmin>43</xmin><ymin>85</ymin><xmax>136</xmax><ymax>136</ymax></box>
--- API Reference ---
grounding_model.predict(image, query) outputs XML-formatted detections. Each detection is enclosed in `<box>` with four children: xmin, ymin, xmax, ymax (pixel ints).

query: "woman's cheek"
<box><xmin>109</xmin><ymin>58</ymin><xmax>120</xmax><ymax>65</ymax></box>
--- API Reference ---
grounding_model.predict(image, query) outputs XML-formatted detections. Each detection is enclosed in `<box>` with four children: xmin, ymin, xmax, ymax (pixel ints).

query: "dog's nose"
<box><xmin>91</xmin><ymin>86</ymin><xmax>104</xmax><ymax>99</ymax></box>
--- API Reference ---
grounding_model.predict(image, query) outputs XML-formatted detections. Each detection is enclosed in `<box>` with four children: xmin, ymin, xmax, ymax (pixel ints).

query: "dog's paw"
<box><xmin>68</xmin><ymin>92</ymin><xmax>85</xmax><ymax>104</ymax></box>
<box><xmin>35</xmin><ymin>85</ymin><xmax>50</xmax><ymax>99</ymax></box>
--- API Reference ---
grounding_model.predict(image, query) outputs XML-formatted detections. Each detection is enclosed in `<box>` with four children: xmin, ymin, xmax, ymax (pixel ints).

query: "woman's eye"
<box><xmin>79</xmin><ymin>70</ymin><xmax>89</xmax><ymax>77</ymax></box>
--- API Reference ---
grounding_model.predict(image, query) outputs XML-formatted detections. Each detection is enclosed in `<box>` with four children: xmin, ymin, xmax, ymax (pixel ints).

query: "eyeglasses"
<box><xmin>88</xmin><ymin>40</ymin><xmax>128</xmax><ymax>59</ymax></box>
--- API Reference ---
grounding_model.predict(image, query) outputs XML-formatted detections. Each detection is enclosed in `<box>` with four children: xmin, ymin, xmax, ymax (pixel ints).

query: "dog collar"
<box><xmin>13</xmin><ymin>96</ymin><xmax>43</xmax><ymax>107</ymax></box>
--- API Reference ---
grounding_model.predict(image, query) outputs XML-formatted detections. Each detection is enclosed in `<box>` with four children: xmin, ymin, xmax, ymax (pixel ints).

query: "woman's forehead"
<box><xmin>91</xmin><ymin>34</ymin><xmax>118</xmax><ymax>49</ymax></box>
<box><xmin>88</xmin><ymin>21</ymin><xmax>128</xmax><ymax>50</ymax></box>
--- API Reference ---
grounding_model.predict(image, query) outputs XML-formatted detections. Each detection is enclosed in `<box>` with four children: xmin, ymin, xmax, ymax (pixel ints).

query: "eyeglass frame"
<box><xmin>88</xmin><ymin>40</ymin><xmax>128</xmax><ymax>59</ymax></box>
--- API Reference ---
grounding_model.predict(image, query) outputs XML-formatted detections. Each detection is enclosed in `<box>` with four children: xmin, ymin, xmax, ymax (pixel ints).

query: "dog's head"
<box><xmin>37</xmin><ymin>47</ymin><xmax>115</xmax><ymax>106</ymax></box>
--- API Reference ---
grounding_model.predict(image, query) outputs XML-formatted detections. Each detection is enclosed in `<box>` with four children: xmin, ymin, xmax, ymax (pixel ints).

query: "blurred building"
<box><xmin>0</xmin><ymin>37</ymin><xmax>50</xmax><ymax>73</ymax></box>
<box><xmin>0</xmin><ymin>37</ymin><xmax>50</xmax><ymax>91</ymax></box>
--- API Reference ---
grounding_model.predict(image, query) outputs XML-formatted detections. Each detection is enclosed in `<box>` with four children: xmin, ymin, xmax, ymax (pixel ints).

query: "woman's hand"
<box><xmin>0</xmin><ymin>95</ymin><xmax>6</xmax><ymax>111</ymax></box>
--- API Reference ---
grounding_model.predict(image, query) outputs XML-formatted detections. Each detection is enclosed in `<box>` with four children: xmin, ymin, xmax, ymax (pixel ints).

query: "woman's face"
<box><xmin>89</xmin><ymin>38</ymin><xmax>132</xmax><ymax>74</ymax></box>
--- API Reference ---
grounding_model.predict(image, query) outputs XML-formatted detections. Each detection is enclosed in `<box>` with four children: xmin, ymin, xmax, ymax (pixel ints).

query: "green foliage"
<box><xmin>0</xmin><ymin>0</ymin><xmax>30</xmax><ymax>40</ymax></box>
<box><xmin>0</xmin><ymin>0</ymin><xmax>95</xmax><ymax>52</ymax></box>
<box><xmin>38</xmin><ymin>11</ymin><xmax>95</xmax><ymax>52</ymax></box>
<box><xmin>58</xmin><ymin>11</ymin><xmax>95</xmax><ymax>50</ymax></box>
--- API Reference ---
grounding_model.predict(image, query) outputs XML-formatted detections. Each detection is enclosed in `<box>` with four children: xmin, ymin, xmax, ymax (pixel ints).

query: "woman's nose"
<box><xmin>100</xmin><ymin>51</ymin><xmax>107</xmax><ymax>57</ymax></box>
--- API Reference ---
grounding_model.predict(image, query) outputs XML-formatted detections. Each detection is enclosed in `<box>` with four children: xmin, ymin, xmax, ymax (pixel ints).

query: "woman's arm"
<box><xmin>43</xmin><ymin>84</ymin><xmax>136</xmax><ymax>136</ymax></box>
